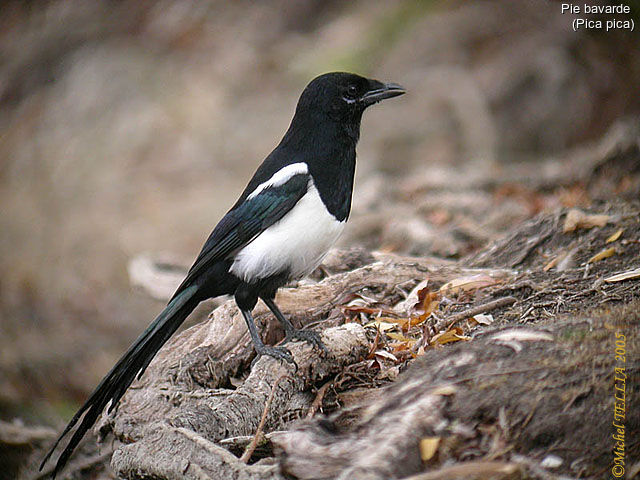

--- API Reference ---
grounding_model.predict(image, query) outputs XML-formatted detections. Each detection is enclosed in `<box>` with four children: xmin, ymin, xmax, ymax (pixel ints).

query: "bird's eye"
<box><xmin>345</xmin><ymin>84</ymin><xmax>359</xmax><ymax>99</ymax></box>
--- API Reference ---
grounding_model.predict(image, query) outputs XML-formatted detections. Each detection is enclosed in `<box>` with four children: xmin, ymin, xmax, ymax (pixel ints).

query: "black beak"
<box><xmin>361</xmin><ymin>82</ymin><xmax>406</xmax><ymax>106</ymax></box>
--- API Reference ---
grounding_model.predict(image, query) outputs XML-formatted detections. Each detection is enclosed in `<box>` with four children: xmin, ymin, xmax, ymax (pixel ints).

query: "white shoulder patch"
<box><xmin>230</xmin><ymin>180</ymin><xmax>345</xmax><ymax>282</ymax></box>
<box><xmin>247</xmin><ymin>162</ymin><xmax>308</xmax><ymax>200</ymax></box>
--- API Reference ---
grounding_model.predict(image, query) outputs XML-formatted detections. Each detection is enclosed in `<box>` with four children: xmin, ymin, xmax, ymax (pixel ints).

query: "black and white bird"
<box><xmin>41</xmin><ymin>71</ymin><xmax>404</xmax><ymax>476</ymax></box>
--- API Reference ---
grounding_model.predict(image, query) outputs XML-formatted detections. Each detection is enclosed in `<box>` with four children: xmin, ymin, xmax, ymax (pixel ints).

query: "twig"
<box><xmin>307</xmin><ymin>380</ymin><xmax>333</xmax><ymax>418</ymax></box>
<box><xmin>241</xmin><ymin>374</ymin><xmax>290</xmax><ymax>463</ymax></box>
<box><xmin>431</xmin><ymin>296</ymin><xmax>517</xmax><ymax>334</ymax></box>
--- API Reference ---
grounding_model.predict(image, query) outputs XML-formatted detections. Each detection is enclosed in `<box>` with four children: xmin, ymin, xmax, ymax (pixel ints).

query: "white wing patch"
<box><xmin>230</xmin><ymin>179</ymin><xmax>345</xmax><ymax>282</ymax></box>
<box><xmin>247</xmin><ymin>162</ymin><xmax>308</xmax><ymax>200</ymax></box>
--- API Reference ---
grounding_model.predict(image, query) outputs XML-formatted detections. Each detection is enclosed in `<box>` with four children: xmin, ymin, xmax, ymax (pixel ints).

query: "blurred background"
<box><xmin>0</xmin><ymin>0</ymin><xmax>638</xmax><ymax>451</ymax></box>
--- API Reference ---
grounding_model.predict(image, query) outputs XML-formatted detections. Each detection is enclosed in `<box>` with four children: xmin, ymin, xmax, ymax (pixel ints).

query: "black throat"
<box><xmin>279</xmin><ymin>110</ymin><xmax>360</xmax><ymax>222</ymax></box>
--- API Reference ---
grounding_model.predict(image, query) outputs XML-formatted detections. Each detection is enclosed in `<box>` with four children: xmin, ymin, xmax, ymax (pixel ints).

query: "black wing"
<box><xmin>170</xmin><ymin>172</ymin><xmax>309</xmax><ymax>299</ymax></box>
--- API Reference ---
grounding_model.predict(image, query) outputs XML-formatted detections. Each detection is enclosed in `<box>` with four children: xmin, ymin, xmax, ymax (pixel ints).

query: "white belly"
<box><xmin>229</xmin><ymin>183</ymin><xmax>345</xmax><ymax>283</ymax></box>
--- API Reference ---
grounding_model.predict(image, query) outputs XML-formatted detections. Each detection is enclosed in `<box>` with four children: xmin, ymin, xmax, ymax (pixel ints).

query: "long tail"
<box><xmin>40</xmin><ymin>284</ymin><xmax>200</xmax><ymax>477</ymax></box>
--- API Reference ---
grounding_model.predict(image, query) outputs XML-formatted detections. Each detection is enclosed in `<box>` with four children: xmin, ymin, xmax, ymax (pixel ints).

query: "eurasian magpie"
<box><xmin>41</xmin><ymin>71</ymin><xmax>404</xmax><ymax>476</ymax></box>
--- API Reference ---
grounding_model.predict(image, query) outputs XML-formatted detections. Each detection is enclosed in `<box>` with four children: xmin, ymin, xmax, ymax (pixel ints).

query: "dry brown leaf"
<box><xmin>386</xmin><ymin>332</ymin><xmax>416</xmax><ymax>343</ymax></box>
<box><xmin>375</xmin><ymin>316</ymin><xmax>409</xmax><ymax>326</ymax></box>
<box><xmin>390</xmin><ymin>342</ymin><xmax>412</xmax><ymax>352</ymax></box>
<box><xmin>419</xmin><ymin>437</ymin><xmax>441</xmax><ymax>461</ymax></box>
<box><xmin>405</xmin><ymin>316</ymin><xmax>426</xmax><ymax>329</ymax></box>
<box><xmin>430</xmin><ymin>327</ymin><xmax>471</xmax><ymax>345</ymax></box>
<box><xmin>563</xmin><ymin>208</ymin><xmax>610</xmax><ymax>233</ymax></box>
<box><xmin>439</xmin><ymin>274</ymin><xmax>497</xmax><ymax>294</ymax></box>
<box><xmin>373</xmin><ymin>316</ymin><xmax>427</xmax><ymax>330</ymax></box>
<box><xmin>342</xmin><ymin>305</ymin><xmax>397</xmax><ymax>316</ymax></box>
<box><xmin>374</xmin><ymin>350</ymin><xmax>398</xmax><ymax>362</ymax></box>
<box><xmin>587</xmin><ymin>247</ymin><xmax>616</xmax><ymax>264</ymax></box>
<box><xmin>364</xmin><ymin>320</ymin><xmax>396</xmax><ymax>332</ymax></box>
<box><xmin>414</xmin><ymin>287</ymin><xmax>440</xmax><ymax>315</ymax></box>
<box><xmin>471</xmin><ymin>313</ymin><xmax>494</xmax><ymax>325</ymax></box>
<box><xmin>604</xmin><ymin>268</ymin><xmax>640</xmax><ymax>283</ymax></box>
<box><xmin>394</xmin><ymin>279</ymin><xmax>429</xmax><ymax>314</ymax></box>
<box><xmin>606</xmin><ymin>228</ymin><xmax>624</xmax><ymax>243</ymax></box>
<box><xmin>401</xmin><ymin>287</ymin><xmax>441</xmax><ymax>329</ymax></box>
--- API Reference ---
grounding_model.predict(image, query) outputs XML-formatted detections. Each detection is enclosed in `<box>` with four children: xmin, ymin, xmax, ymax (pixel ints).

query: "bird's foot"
<box><xmin>252</xmin><ymin>344</ymin><xmax>297</xmax><ymax>370</ymax></box>
<box><xmin>284</xmin><ymin>328</ymin><xmax>326</xmax><ymax>353</ymax></box>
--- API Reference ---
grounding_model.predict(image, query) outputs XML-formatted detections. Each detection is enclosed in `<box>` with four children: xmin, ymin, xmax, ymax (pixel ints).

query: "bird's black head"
<box><xmin>295</xmin><ymin>72</ymin><xmax>405</xmax><ymax>126</ymax></box>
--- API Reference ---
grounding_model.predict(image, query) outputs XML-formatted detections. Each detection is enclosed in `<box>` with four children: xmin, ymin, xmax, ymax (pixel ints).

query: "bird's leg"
<box><xmin>240</xmin><ymin>308</ymin><xmax>295</xmax><ymax>367</ymax></box>
<box><xmin>261</xmin><ymin>296</ymin><xmax>326</xmax><ymax>352</ymax></box>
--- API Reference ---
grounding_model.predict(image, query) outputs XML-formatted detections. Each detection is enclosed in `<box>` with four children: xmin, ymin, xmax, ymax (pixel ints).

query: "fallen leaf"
<box><xmin>472</xmin><ymin>313</ymin><xmax>494</xmax><ymax>325</ymax></box>
<box><xmin>386</xmin><ymin>332</ymin><xmax>416</xmax><ymax>343</ymax></box>
<box><xmin>375</xmin><ymin>316</ymin><xmax>409</xmax><ymax>326</ymax></box>
<box><xmin>407</xmin><ymin>317</ymin><xmax>424</xmax><ymax>328</ymax></box>
<box><xmin>439</xmin><ymin>274</ymin><xmax>497</xmax><ymax>295</ymax></box>
<box><xmin>563</xmin><ymin>209</ymin><xmax>610</xmax><ymax>233</ymax></box>
<box><xmin>394</xmin><ymin>279</ymin><xmax>429</xmax><ymax>314</ymax></box>
<box><xmin>364</xmin><ymin>320</ymin><xmax>396</xmax><ymax>332</ymax></box>
<box><xmin>604</xmin><ymin>268</ymin><xmax>640</xmax><ymax>283</ymax></box>
<box><xmin>374</xmin><ymin>350</ymin><xmax>398</xmax><ymax>362</ymax></box>
<box><xmin>431</xmin><ymin>327</ymin><xmax>471</xmax><ymax>345</ymax></box>
<box><xmin>374</xmin><ymin>316</ymin><xmax>430</xmax><ymax>330</ymax></box>
<box><xmin>342</xmin><ymin>305</ymin><xmax>397</xmax><ymax>316</ymax></box>
<box><xmin>394</xmin><ymin>286</ymin><xmax>441</xmax><ymax>330</ymax></box>
<box><xmin>587</xmin><ymin>247</ymin><xmax>616</xmax><ymax>264</ymax></box>
<box><xmin>414</xmin><ymin>287</ymin><xmax>440</xmax><ymax>315</ymax></box>
<box><xmin>375</xmin><ymin>316</ymin><xmax>405</xmax><ymax>323</ymax></box>
<box><xmin>390</xmin><ymin>342</ymin><xmax>413</xmax><ymax>352</ymax></box>
<box><xmin>606</xmin><ymin>229</ymin><xmax>624</xmax><ymax>243</ymax></box>
<box><xmin>419</xmin><ymin>437</ymin><xmax>441</xmax><ymax>461</ymax></box>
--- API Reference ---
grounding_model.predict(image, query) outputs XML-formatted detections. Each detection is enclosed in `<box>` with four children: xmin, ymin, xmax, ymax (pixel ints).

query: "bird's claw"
<box><xmin>252</xmin><ymin>345</ymin><xmax>298</xmax><ymax>371</ymax></box>
<box><xmin>284</xmin><ymin>329</ymin><xmax>326</xmax><ymax>353</ymax></box>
